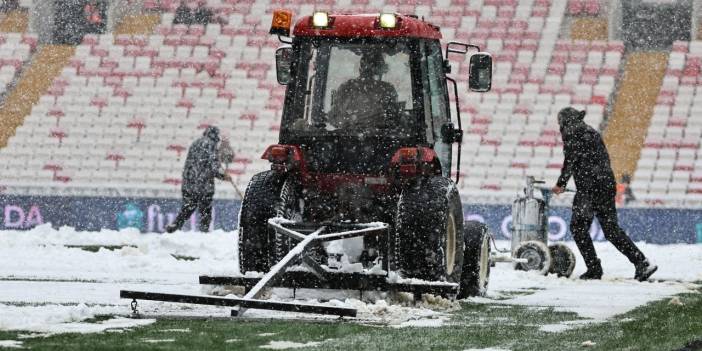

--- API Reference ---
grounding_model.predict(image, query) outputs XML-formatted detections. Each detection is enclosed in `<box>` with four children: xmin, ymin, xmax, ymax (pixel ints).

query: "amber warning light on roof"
<box><xmin>270</xmin><ymin>9</ymin><xmax>293</xmax><ymax>37</ymax></box>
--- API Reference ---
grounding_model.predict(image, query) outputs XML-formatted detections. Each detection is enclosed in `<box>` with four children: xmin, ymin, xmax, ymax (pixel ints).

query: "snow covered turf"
<box><xmin>0</xmin><ymin>224</ymin><xmax>700</xmax><ymax>336</ymax></box>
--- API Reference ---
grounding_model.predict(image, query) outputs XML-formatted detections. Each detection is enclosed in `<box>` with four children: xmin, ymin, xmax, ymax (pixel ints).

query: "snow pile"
<box><xmin>0</xmin><ymin>224</ymin><xmax>239</xmax><ymax>283</ymax></box>
<box><xmin>0</xmin><ymin>303</ymin><xmax>154</xmax><ymax>334</ymax></box>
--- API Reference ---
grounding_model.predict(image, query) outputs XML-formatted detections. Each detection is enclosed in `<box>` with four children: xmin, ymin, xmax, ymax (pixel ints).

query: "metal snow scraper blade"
<box><xmin>119</xmin><ymin>290</ymin><xmax>356</xmax><ymax>317</ymax></box>
<box><xmin>120</xmin><ymin>220</ymin><xmax>388</xmax><ymax>318</ymax></box>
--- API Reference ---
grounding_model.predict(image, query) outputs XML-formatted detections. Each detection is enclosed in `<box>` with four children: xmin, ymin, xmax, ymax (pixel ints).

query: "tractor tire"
<box><xmin>514</xmin><ymin>240</ymin><xmax>552</xmax><ymax>275</ymax></box>
<box><xmin>395</xmin><ymin>177</ymin><xmax>464</xmax><ymax>285</ymax></box>
<box><xmin>273</xmin><ymin>178</ymin><xmax>303</xmax><ymax>263</ymax></box>
<box><xmin>272</xmin><ymin>179</ymin><xmax>327</xmax><ymax>264</ymax></box>
<box><xmin>458</xmin><ymin>221</ymin><xmax>491</xmax><ymax>298</ymax></box>
<box><xmin>238</xmin><ymin>170</ymin><xmax>285</xmax><ymax>273</ymax></box>
<box><xmin>548</xmin><ymin>243</ymin><xmax>576</xmax><ymax>278</ymax></box>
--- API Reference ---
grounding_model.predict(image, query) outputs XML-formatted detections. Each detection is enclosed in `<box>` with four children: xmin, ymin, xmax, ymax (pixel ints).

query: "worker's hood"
<box><xmin>203</xmin><ymin>126</ymin><xmax>220</xmax><ymax>143</ymax></box>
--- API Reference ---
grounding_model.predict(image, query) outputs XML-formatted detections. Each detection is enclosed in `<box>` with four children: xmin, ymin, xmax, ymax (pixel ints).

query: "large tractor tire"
<box><xmin>273</xmin><ymin>178</ymin><xmax>304</xmax><ymax>262</ymax></box>
<box><xmin>395</xmin><ymin>177</ymin><xmax>464</xmax><ymax>285</ymax></box>
<box><xmin>272</xmin><ymin>179</ymin><xmax>328</xmax><ymax>264</ymax></box>
<box><xmin>238</xmin><ymin>171</ymin><xmax>285</xmax><ymax>273</ymax></box>
<box><xmin>458</xmin><ymin>221</ymin><xmax>491</xmax><ymax>298</ymax></box>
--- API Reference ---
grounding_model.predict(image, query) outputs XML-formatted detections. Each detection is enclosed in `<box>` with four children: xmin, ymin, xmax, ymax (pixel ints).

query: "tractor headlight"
<box><xmin>312</xmin><ymin>11</ymin><xmax>329</xmax><ymax>28</ymax></box>
<box><xmin>379</xmin><ymin>13</ymin><xmax>397</xmax><ymax>29</ymax></box>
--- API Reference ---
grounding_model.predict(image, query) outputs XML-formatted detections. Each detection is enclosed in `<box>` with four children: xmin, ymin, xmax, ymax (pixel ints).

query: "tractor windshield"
<box><xmin>286</xmin><ymin>38</ymin><xmax>418</xmax><ymax>138</ymax></box>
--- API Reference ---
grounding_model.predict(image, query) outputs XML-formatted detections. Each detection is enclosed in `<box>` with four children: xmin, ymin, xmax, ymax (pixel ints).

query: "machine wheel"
<box><xmin>458</xmin><ymin>221</ymin><xmax>491</xmax><ymax>298</ymax></box>
<box><xmin>395</xmin><ymin>177</ymin><xmax>464</xmax><ymax>285</ymax></box>
<box><xmin>273</xmin><ymin>178</ymin><xmax>303</xmax><ymax>262</ymax></box>
<box><xmin>238</xmin><ymin>171</ymin><xmax>285</xmax><ymax>273</ymax></box>
<box><xmin>272</xmin><ymin>179</ymin><xmax>327</xmax><ymax>265</ymax></box>
<box><xmin>548</xmin><ymin>243</ymin><xmax>576</xmax><ymax>278</ymax></box>
<box><xmin>514</xmin><ymin>240</ymin><xmax>552</xmax><ymax>275</ymax></box>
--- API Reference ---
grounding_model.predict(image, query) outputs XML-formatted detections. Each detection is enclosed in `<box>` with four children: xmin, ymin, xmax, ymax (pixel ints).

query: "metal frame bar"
<box><xmin>234</xmin><ymin>226</ymin><xmax>326</xmax><ymax>316</ymax></box>
<box><xmin>199</xmin><ymin>272</ymin><xmax>459</xmax><ymax>297</ymax></box>
<box><xmin>119</xmin><ymin>291</ymin><xmax>356</xmax><ymax>317</ymax></box>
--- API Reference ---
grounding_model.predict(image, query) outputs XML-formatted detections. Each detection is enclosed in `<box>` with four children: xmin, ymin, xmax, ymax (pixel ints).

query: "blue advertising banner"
<box><xmin>0</xmin><ymin>195</ymin><xmax>240</xmax><ymax>233</ymax></box>
<box><xmin>0</xmin><ymin>195</ymin><xmax>700</xmax><ymax>244</ymax></box>
<box><xmin>462</xmin><ymin>204</ymin><xmax>702</xmax><ymax>245</ymax></box>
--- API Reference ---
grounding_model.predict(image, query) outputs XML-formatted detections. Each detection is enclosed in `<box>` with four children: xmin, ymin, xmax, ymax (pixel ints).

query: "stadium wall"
<box><xmin>0</xmin><ymin>195</ymin><xmax>700</xmax><ymax>244</ymax></box>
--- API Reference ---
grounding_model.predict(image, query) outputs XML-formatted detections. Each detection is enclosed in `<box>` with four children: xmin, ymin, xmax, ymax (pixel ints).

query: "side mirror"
<box><xmin>275</xmin><ymin>46</ymin><xmax>293</xmax><ymax>85</ymax></box>
<box><xmin>468</xmin><ymin>52</ymin><xmax>492</xmax><ymax>92</ymax></box>
<box><xmin>441</xmin><ymin>122</ymin><xmax>463</xmax><ymax>144</ymax></box>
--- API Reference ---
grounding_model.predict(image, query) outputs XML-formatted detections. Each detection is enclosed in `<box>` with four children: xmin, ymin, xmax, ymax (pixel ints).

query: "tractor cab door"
<box><xmin>421</xmin><ymin>40</ymin><xmax>452</xmax><ymax>177</ymax></box>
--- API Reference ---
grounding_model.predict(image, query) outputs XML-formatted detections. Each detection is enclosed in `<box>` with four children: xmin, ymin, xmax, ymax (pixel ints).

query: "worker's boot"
<box><xmin>165</xmin><ymin>223</ymin><xmax>178</xmax><ymax>233</ymax></box>
<box><xmin>579</xmin><ymin>258</ymin><xmax>603</xmax><ymax>280</ymax></box>
<box><xmin>634</xmin><ymin>259</ymin><xmax>658</xmax><ymax>282</ymax></box>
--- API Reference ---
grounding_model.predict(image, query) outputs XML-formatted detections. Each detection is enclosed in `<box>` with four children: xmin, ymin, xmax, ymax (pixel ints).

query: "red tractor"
<box><xmin>121</xmin><ymin>11</ymin><xmax>495</xmax><ymax>318</ymax></box>
<box><xmin>239</xmin><ymin>11</ymin><xmax>493</xmax><ymax>298</ymax></box>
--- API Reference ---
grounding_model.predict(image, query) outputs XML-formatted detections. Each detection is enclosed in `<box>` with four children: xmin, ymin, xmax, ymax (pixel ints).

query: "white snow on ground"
<box><xmin>0</xmin><ymin>303</ymin><xmax>154</xmax><ymax>334</ymax></box>
<box><xmin>0</xmin><ymin>340</ymin><xmax>23</xmax><ymax>348</ymax></box>
<box><xmin>259</xmin><ymin>340</ymin><xmax>324</xmax><ymax>349</ymax></box>
<box><xmin>481</xmin><ymin>241</ymin><xmax>702</xmax><ymax>323</ymax></box>
<box><xmin>0</xmin><ymin>225</ymin><xmax>700</xmax><ymax>334</ymax></box>
<box><xmin>142</xmin><ymin>338</ymin><xmax>175</xmax><ymax>343</ymax></box>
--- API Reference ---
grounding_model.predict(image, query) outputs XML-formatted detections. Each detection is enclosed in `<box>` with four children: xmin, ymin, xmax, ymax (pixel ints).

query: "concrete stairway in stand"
<box><xmin>603</xmin><ymin>51</ymin><xmax>668</xmax><ymax>180</ymax></box>
<box><xmin>0</xmin><ymin>45</ymin><xmax>75</xmax><ymax>148</ymax></box>
<box><xmin>0</xmin><ymin>9</ymin><xmax>28</xmax><ymax>33</ymax></box>
<box><xmin>114</xmin><ymin>13</ymin><xmax>161</xmax><ymax>35</ymax></box>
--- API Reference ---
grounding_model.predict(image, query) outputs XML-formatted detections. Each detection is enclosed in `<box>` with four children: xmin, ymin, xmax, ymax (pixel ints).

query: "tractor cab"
<box><xmin>266</xmin><ymin>12</ymin><xmax>492</xmax><ymax>186</ymax></box>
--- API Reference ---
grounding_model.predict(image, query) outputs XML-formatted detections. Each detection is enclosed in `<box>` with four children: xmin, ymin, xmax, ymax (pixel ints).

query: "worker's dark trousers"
<box><xmin>570</xmin><ymin>191</ymin><xmax>646</xmax><ymax>268</ymax></box>
<box><xmin>171</xmin><ymin>191</ymin><xmax>214</xmax><ymax>232</ymax></box>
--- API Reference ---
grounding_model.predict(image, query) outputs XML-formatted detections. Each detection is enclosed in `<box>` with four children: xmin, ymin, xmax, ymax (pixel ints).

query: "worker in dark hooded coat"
<box><xmin>552</xmin><ymin>107</ymin><xmax>657</xmax><ymax>281</ymax></box>
<box><xmin>166</xmin><ymin>126</ymin><xmax>231</xmax><ymax>233</ymax></box>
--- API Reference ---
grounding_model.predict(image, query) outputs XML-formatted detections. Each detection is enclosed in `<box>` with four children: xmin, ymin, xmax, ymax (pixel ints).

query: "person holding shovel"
<box><xmin>166</xmin><ymin>126</ymin><xmax>231</xmax><ymax>233</ymax></box>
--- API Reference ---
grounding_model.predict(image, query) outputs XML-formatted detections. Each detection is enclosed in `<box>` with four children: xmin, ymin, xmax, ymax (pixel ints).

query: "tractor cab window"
<box><xmin>289</xmin><ymin>39</ymin><xmax>416</xmax><ymax>137</ymax></box>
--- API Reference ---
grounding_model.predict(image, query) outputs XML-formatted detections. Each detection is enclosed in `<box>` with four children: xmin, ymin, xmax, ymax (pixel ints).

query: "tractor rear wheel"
<box><xmin>395</xmin><ymin>177</ymin><xmax>464</xmax><ymax>285</ymax></box>
<box><xmin>458</xmin><ymin>221</ymin><xmax>491</xmax><ymax>298</ymax></box>
<box><xmin>272</xmin><ymin>179</ymin><xmax>327</xmax><ymax>265</ymax></box>
<box><xmin>238</xmin><ymin>170</ymin><xmax>285</xmax><ymax>273</ymax></box>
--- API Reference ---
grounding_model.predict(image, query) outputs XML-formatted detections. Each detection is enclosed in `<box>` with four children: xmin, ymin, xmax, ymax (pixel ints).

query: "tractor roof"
<box><xmin>293</xmin><ymin>13</ymin><xmax>442</xmax><ymax>40</ymax></box>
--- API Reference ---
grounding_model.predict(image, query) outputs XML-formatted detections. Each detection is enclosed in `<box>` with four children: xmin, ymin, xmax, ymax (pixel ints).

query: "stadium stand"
<box><xmin>632</xmin><ymin>40</ymin><xmax>702</xmax><ymax>207</ymax></box>
<box><xmin>0</xmin><ymin>0</ymin><xmax>698</xmax><ymax>207</ymax></box>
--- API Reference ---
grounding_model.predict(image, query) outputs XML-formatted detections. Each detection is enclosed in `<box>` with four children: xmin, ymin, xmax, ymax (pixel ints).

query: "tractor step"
<box><xmin>119</xmin><ymin>290</ymin><xmax>356</xmax><ymax>317</ymax></box>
